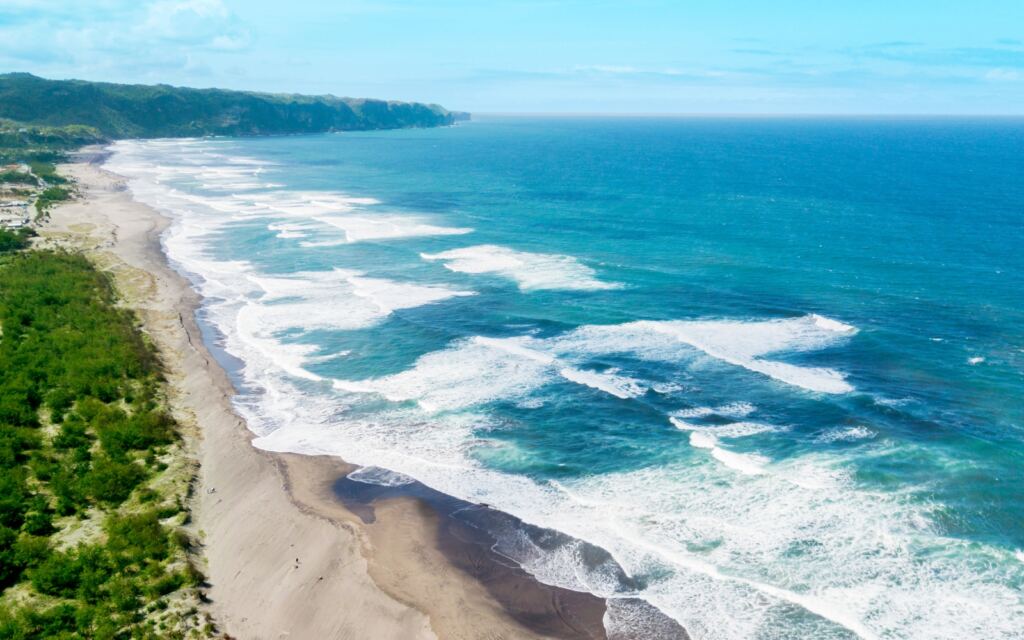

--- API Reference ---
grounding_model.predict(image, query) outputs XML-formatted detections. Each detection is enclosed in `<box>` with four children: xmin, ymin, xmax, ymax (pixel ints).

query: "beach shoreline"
<box><xmin>38</xmin><ymin>150</ymin><xmax>615</xmax><ymax>640</ymax></box>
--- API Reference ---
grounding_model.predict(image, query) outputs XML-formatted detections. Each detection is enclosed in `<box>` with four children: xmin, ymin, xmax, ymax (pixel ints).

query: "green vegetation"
<box><xmin>32</xmin><ymin>187</ymin><xmax>72</xmax><ymax>218</ymax></box>
<box><xmin>0</xmin><ymin>230</ymin><xmax>31</xmax><ymax>255</ymax></box>
<box><xmin>0</xmin><ymin>130</ymin><xmax>76</xmax><ymax>220</ymax></box>
<box><xmin>0</xmin><ymin>73</ymin><xmax>467</xmax><ymax>139</ymax></box>
<box><xmin>0</xmin><ymin>250</ymin><xmax>212</xmax><ymax>639</ymax></box>
<box><xmin>26</xmin><ymin>163</ymin><xmax>66</xmax><ymax>186</ymax></box>
<box><xmin>0</xmin><ymin>173</ymin><xmax>36</xmax><ymax>187</ymax></box>
<box><xmin>0</xmin><ymin>120</ymin><xmax>104</xmax><ymax>166</ymax></box>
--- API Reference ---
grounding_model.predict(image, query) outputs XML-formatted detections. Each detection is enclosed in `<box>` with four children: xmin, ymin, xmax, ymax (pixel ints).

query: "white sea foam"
<box><xmin>670</xmin><ymin>417</ymin><xmax>782</xmax><ymax>439</ymax></box>
<box><xmin>606</xmin><ymin>598</ymin><xmax>696</xmax><ymax>640</ymax></box>
<box><xmin>246</xmin><ymin>269</ymin><xmax>473</xmax><ymax>333</ymax></box>
<box><xmin>249</xmin><ymin>383</ymin><xmax>1024</xmax><ymax>640</ymax></box>
<box><xmin>314</xmin><ymin>214</ymin><xmax>472</xmax><ymax>243</ymax></box>
<box><xmin>333</xmin><ymin>335</ymin><xmax>649</xmax><ymax>410</ymax></box>
<box><xmin>107</xmin><ymin>139</ymin><xmax>1024</xmax><ymax>640</ymax></box>
<box><xmin>107</xmin><ymin>140</ymin><xmax>472</xmax><ymax>249</ymax></box>
<box><xmin>558</xmin><ymin>367</ymin><xmax>646</xmax><ymax>399</ymax></box>
<box><xmin>556</xmin><ymin>314</ymin><xmax>858</xmax><ymax>394</ymax></box>
<box><xmin>710</xmin><ymin>447</ymin><xmax>768</xmax><ymax>476</ymax></box>
<box><xmin>304</xmin><ymin>351</ymin><xmax>350</xmax><ymax>364</ymax></box>
<box><xmin>336</xmin><ymin>313</ymin><xmax>857</xmax><ymax>418</ymax></box>
<box><xmin>421</xmin><ymin>244</ymin><xmax>621</xmax><ymax>291</ymax></box>
<box><xmin>686</xmin><ymin>431</ymin><xmax>767</xmax><ymax>475</ymax></box>
<box><xmin>347</xmin><ymin>465</ymin><xmax>416</xmax><ymax>487</ymax></box>
<box><xmin>334</xmin><ymin>336</ymin><xmax>555</xmax><ymax>411</ymax></box>
<box><xmin>268</xmin><ymin>221</ymin><xmax>314</xmax><ymax>239</ymax></box>
<box><xmin>348</xmin><ymin>275</ymin><xmax>476</xmax><ymax>313</ymax></box>
<box><xmin>688</xmin><ymin>432</ymin><xmax>718</xmax><ymax>449</ymax></box>
<box><xmin>233</xmin><ymin>269</ymin><xmax>473</xmax><ymax>384</ymax></box>
<box><xmin>816</xmin><ymin>426</ymin><xmax>877</xmax><ymax>443</ymax></box>
<box><xmin>673</xmin><ymin>401</ymin><xmax>757</xmax><ymax>419</ymax></box>
<box><xmin>642</xmin><ymin>315</ymin><xmax>857</xmax><ymax>394</ymax></box>
<box><xmin>650</xmin><ymin>381</ymin><xmax>687</xmax><ymax>395</ymax></box>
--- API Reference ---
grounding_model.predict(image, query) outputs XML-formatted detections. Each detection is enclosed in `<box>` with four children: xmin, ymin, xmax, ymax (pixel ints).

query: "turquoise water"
<box><xmin>106</xmin><ymin>117</ymin><xmax>1024</xmax><ymax>639</ymax></box>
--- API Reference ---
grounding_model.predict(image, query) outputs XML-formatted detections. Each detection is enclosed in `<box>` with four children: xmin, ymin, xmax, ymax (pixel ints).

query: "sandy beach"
<box><xmin>38</xmin><ymin>152</ymin><xmax>613</xmax><ymax>640</ymax></box>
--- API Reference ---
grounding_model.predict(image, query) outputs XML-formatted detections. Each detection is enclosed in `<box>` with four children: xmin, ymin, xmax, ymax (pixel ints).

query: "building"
<box><xmin>0</xmin><ymin>200</ymin><xmax>30</xmax><ymax>229</ymax></box>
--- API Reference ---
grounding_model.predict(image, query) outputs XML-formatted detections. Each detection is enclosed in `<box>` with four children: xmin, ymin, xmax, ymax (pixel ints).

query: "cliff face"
<box><xmin>0</xmin><ymin>73</ymin><xmax>466</xmax><ymax>138</ymax></box>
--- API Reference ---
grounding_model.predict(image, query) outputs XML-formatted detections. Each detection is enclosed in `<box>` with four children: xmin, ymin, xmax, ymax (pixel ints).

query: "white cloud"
<box><xmin>137</xmin><ymin>0</ymin><xmax>249</xmax><ymax>48</ymax></box>
<box><xmin>0</xmin><ymin>0</ymin><xmax>250</xmax><ymax>80</ymax></box>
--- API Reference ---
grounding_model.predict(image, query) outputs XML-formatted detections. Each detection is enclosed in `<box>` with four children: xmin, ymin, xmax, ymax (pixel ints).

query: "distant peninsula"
<box><xmin>0</xmin><ymin>73</ymin><xmax>469</xmax><ymax>139</ymax></box>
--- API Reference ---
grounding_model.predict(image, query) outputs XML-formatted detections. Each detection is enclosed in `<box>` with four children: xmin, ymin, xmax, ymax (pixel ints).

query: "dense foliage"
<box><xmin>0</xmin><ymin>173</ymin><xmax>37</xmax><ymax>187</ymax></box>
<box><xmin>0</xmin><ymin>230</ymin><xmax>30</xmax><ymax>255</ymax></box>
<box><xmin>0</xmin><ymin>251</ymin><xmax>209</xmax><ymax>638</ymax></box>
<box><xmin>0</xmin><ymin>120</ymin><xmax>105</xmax><ymax>166</ymax></box>
<box><xmin>0</xmin><ymin>73</ymin><xmax>467</xmax><ymax>138</ymax></box>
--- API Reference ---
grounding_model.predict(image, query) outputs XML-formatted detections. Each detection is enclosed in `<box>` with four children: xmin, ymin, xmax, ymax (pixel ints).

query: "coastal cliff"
<box><xmin>0</xmin><ymin>73</ymin><xmax>468</xmax><ymax>139</ymax></box>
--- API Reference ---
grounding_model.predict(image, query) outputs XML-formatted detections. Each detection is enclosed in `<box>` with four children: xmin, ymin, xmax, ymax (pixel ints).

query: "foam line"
<box><xmin>558</xmin><ymin>367</ymin><xmax>646</xmax><ymax>399</ymax></box>
<box><xmin>670</xmin><ymin>417</ymin><xmax>782</xmax><ymax>438</ymax></box>
<box><xmin>557</xmin><ymin>314</ymin><xmax>858</xmax><ymax>394</ymax></box>
<box><xmin>421</xmin><ymin>244</ymin><xmax>621</xmax><ymax>291</ymax></box>
<box><xmin>332</xmin><ymin>336</ymin><xmax>647</xmax><ymax>410</ymax></box>
<box><xmin>315</xmin><ymin>214</ymin><xmax>472</xmax><ymax>243</ymax></box>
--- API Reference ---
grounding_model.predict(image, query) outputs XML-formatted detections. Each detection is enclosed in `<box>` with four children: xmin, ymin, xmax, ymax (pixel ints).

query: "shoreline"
<box><xmin>39</xmin><ymin>150</ymin><xmax>619</xmax><ymax>640</ymax></box>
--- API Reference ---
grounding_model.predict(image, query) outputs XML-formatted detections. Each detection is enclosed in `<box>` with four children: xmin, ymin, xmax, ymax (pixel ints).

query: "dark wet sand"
<box><xmin>334</xmin><ymin>472</ymin><xmax>689</xmax><ymax>640</ymax></box>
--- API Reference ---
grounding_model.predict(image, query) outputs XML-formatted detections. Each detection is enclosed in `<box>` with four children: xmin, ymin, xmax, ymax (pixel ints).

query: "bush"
<box><xmin>105</xmin><ymin>511</ymin><xmax>170</xmax><ymax>565</ymax></box>
<box><xmin>0</xmin><ymin>527</ymin><xmax>22</xmax><ymax>588</ymax></box>
<box><xmin>0</xmin><ymin>470</ymin><xmax>30</xmax><ymax>530</ymax></box>
<box><xmin>0</xmin><ymin>170</ymin><xmax>36</xmax><ymax>185</ymax></box>
<box><xmin>0</xmin><ymin>229</ymin><xmax>30</xmax><ymax>255</ymax></box>
<box><xmin>0</xmin><ymin>602</ymin><xmax>80</xmax><ymax>639</ymax></box>
<box><xmin>97</xmin><ymin>409</ymin><xmax>174</xmax><ymax>458</ymax></box>
<box><xmin>26</xmin><ymin>452</ymin><xmax>56</xmax><ymax>482</ymax></box>
<box><xmin>83</xmin><ymin>456</ymin><xmax>146</xmax><ymax>505</ymax></box>
<box><xmin>52</xmin><ymin>420</ymin><xmax>90</xmax><ymax>451</ymax></box>
<box><xmin>0</xmin><ymin>428</ymin><xmax>40</xmax><ymax>468</ymax></box>
<box><xmin>49</xmin><ymin>465</ymin><xmax>88</xmax><ymax>516</ymax></box>
<box><xmin>28</xmin><ymin>549</ymin><xmax>82</xmax><ymax>598</ymax></box>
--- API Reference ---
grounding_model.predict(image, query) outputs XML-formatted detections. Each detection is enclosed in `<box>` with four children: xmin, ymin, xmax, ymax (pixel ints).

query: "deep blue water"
<box><xmin>107</xmin><ymin>117</ymin><xmax>1024</xmax><ymax>639</ymax></box>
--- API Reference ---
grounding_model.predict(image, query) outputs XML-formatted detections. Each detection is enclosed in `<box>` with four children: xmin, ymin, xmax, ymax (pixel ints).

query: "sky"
<box><xmin>1</xmin><ymin>0</ymin><xmax>1023</xmax><ymax>114</ymax></box>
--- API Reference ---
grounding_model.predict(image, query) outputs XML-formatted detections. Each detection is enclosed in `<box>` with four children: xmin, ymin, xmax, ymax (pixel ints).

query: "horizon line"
<box><xmin>470</xmin><ymin>111</ymin><xmax>1024</xmax><ymax>118</ymax></box>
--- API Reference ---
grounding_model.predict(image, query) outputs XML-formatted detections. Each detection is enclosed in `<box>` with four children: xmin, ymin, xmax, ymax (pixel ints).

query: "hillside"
<box><xmin>0</xmin><ymin>73</ymin><xmax>468</xmax><ymax>139</ymax></box>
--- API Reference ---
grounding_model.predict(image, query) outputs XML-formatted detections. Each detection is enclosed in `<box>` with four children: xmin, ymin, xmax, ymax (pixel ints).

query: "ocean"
<box><xmin>105</xmin><ymin>116</ymin><xmax>1024</xmax><ymax>640</ymax></box>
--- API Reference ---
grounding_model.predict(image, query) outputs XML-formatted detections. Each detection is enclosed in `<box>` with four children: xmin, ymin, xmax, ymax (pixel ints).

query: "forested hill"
<box><xmin>0</xmin><ymin>73</ymin><xmax>468</xmax><ymax>139</ymax></box>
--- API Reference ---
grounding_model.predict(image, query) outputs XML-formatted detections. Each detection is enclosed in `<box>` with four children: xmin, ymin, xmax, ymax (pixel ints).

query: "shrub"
<box><xmin>0</xmin><ymin>527</ymin><xmax>22</xmax><ymax>588</ymax></box>
<box><xmin>0</xmin><ymin>229</ymin><xmax>30</xmax><ymax>255</ymax></box>
<box><xmin>0</xmin><ymin>602</ymin><xmax>80</xmax><ymax>639</ymax></box>
<box><xmin>0</xmin><ymin>170</ymin><xmax>37</xmax><ymax>185</ymax></box>
<box><xmin>29</xmin><ymin>549</ymin><xmax>83</xmax><ymax>598</ymax></box>
<box><xmin>0</xmin><ymin>428</ymin><xmax>40</xmax><ymax>468</ymax></box>
<box><xmin>105</xmin><ymin>511</ymin><xmax>170</xmax><ymax>565</ymax></box>
<box><xmin>83</xmin><ymin>456</ymin><xmax>146</xmax><ymax>505</ymax></box>
<box><xmin>0</xmin><ymin>470</ymin><xmax>30</xmax><ymax>530</ymax></box>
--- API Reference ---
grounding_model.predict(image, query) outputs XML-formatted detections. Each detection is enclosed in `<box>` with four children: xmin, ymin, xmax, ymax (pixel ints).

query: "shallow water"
<box><xmin>106</xmin><ymin>116</ymin><xmax>1024</xmax><ymax>639</ymax></box>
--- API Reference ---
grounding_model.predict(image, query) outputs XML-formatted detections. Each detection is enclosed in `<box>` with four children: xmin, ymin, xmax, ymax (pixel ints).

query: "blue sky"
<box><xmin>1</xmin><ymin>0</ymin><xmax>1023</xmax><ymax>113</ymax></box>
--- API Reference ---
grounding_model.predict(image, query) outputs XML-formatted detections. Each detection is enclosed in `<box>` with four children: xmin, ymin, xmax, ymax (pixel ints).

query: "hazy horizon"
<box><xmin>2</xmin><ymin>1</ymin><xmax>1022</xmax><ymax>115</ymax></box>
